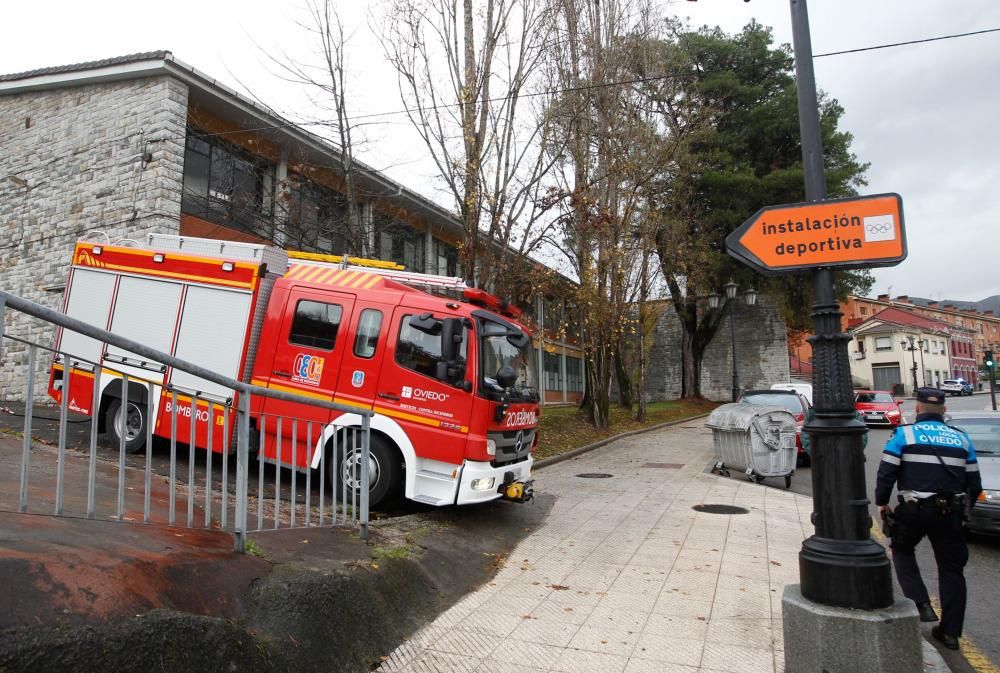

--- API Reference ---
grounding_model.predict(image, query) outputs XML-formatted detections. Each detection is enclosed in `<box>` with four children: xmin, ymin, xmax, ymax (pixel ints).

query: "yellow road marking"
<box><xmin>928</xmin><ymin>597</ymin><xmax>1000</xmax><ymax>673</ymax></box>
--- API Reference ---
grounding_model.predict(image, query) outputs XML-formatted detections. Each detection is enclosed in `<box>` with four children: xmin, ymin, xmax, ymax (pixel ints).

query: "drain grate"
<box><xmin>693</xmin><ymin>504</ymin><xmax>750</xmax><ymax>515</ymax></box>
<box><xmin>576</xmin><ymin>473</ymin><xmax>613</xmax><ymax>479</ymax></box>
<box><xmin>642</xmin><ymin>462</ymin><xmax>684</xmax><ymax>469</ymax></box>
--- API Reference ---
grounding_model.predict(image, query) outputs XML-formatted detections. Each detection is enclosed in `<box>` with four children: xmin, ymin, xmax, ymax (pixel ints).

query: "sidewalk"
<box><xmin>375</xmin><ymin>423</ymin><xmax>949</xmax><ymax>673</ymax></box>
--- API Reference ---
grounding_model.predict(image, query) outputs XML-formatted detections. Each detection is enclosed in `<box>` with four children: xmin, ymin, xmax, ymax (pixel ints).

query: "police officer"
<box><xmin>875</xmin><ymin>387</ymin><xmax>983</xmax><ymax>650</ymax></box>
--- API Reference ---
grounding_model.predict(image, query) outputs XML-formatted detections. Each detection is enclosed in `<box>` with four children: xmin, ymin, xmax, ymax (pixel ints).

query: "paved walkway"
<box><xmin>376</xmin><ymin>423</ymin><xmax>949</xmax><ymax>673</ymax></box>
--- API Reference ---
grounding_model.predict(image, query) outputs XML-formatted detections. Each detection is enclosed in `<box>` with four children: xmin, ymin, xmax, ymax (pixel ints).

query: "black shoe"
<box><xmin>932</xmin><ymin>626</ymin><xmax>959</xmax><ymax>650</ymax></box>
<box><xmin>916</xmin><ymin>602</ymin><xmax>939</xmax><ymax>623</ymax></box>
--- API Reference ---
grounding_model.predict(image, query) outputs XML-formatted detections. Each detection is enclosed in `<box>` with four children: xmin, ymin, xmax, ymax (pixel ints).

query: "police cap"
<box><xmin>916</xmin><ymin>387</ymin><xmax>945</xmax><ymax>404</ymax></box>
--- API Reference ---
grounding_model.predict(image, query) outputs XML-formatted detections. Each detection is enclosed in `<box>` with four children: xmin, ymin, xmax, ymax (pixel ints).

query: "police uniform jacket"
<box><xmin>875</xmin><ymin>412</ymin><xmax>983</xmax><ymax>506</ymax></box>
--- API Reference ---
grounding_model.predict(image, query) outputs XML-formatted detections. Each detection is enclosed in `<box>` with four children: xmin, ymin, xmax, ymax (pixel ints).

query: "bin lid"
<box><xmin>706</xmin><ymin>403</ymin><xmax>798</xmax><ymax>431</ymax></box>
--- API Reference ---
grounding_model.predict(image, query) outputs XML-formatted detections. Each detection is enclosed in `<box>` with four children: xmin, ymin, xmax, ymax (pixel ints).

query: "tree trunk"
<box><xmin>614</xmin><ymin>342</ymin><xmax>633</xmax><ymax>409</ymax></box>
<box><xmin>680</xmin><ymin>329</ymin><xmax>703</xmax><ymax>399</ymax></box>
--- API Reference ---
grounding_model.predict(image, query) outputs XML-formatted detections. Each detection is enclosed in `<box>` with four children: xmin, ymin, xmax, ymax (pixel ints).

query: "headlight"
<box><xmin>486</xmin><ymin>439</ymin><xmax>497</xmax><ymax>456</ymax></box>
<box><xmin>887</xmin><ymin>410</ymin><xmax>900</xmax><ymax>417</ymax></box>
<box><xmin>471</xmin><ymin>477</ymin><xmax>495</xmax><ymax>491</ymax></box>
<box><xmin>978</xmin><ymin>490</ymin><xmax>1000</xmax><ymax>505</ymax></box>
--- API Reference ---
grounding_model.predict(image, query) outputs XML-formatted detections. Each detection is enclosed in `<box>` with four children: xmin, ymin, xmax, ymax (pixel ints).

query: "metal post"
<box><xmin>18</xmin><ymin>345</ymin><xmax>36</xmax><ymax>513</ymax></box>
<box><xmin>55</xmin><ymin>360</ymin><xmax>70</xmax><ymax>515</ymax></box>
<box><xmin>729</xmin><ymin>300</ymin><xmax>739</xmax><ymax>402</ymax></box>
<box><xmin>990</xmin><ymin>367</ymin><xmax>997</xmax><ymax>411</ymax></box>
<box><xmin>792</xmin><ymin>0</ymin><xmax>893</xmax><ymax>610</ymax></box>
<box><xmin>234</xmin><ymin>391</ymin><xmax>250</xmax><ymax>553</ymax></box>
<box><xmin>87</xmin><ymin>366</ymin><xmax>101</xmax><ymax>518</ymax></box>
<box><xmin>117</xmin><ymin>374</ymin><xmax>128</xmax><ymax>520</ymax></box>
<box><xmin>360</xmin><ymin>415</ymin><xmax>370</xmax><ymax>540</ymax></box>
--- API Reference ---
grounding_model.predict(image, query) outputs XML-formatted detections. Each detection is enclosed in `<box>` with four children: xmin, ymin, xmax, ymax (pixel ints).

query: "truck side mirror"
<box><xmin>496</xmin><ymin>366</ymin><xmax>517</xmax><ymax>389</ymax></box>
<box><xmin>410</xmin><ymin>313</ymin><xmax>442</xmax><ymax>336</ymax></box>
<box><xmin>440</xmin><ymin>317</ymin><xmax>462</xmax><ymax>362</ymax></box>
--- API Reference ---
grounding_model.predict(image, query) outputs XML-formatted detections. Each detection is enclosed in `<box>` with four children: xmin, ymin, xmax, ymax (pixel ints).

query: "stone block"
<box><xmin>782</xmin><ymin>584</ymin><xmax>922</xmax><ymax>673</ymax></box>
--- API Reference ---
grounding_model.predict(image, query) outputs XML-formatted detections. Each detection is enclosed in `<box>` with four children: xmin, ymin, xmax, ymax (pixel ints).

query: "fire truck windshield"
<box><xmin>480</xmin><ymin>328</ymin><xmax>539</xmax><ymax>402</ymax></box>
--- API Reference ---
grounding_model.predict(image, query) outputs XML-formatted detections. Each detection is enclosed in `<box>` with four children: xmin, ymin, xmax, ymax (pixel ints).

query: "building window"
<box><xmin>565</xmin><ymin>356</ymin><xmax>584</xmax><ymax>393</ymax></box>
<box><xmin>376</xmin><ymin>216</ymin><xmax>425</xmax><ymax>272</ymax></box>
<box><xmin>182</xmin><ymin>129</ymin><xmax>274</xmax><ymax>232</ymax></box>
<box><xmin>283</xmin><ymin>175</ymin><xmax>358</xmax><ymax>255</ymax></box>
<box><xmin>860</xmin><ymin>306</ymin><xmax>868</xmax><ymax>316</ymax></box>
<box><xmin>874</xmin><ymin>336</ymin><xmax>892</xmax><ymax>352</ymax></box>
<box><xmin>432</xmin><ymin>239</ymin><xmax>459</xmax><ymax>277</ymax></box>
<box><xmin>543</xmin><ymin>351</ymin><xmax>562</xmax><ymax>391</ymax></box>
<box><xmin>289</xmin><ymin>300</ymin><xmax>343</xmax><ymax>351</ymax></box>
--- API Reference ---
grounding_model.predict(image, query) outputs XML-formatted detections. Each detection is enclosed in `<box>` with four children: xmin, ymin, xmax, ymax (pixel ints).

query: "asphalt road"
<box><xmin>780</xmin><ymin>393</ymin><xmax>1000</xmax><ymax>673</ymax></box>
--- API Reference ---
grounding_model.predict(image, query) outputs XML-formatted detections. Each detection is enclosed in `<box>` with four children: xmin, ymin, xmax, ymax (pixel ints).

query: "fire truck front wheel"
<box><xmin>332</xmin><ymin>435</ymin><xmax>401</xmax><ymax>508</ymax></box>
<box><xmin>105</xmin><ymin>397</ymin><xmax>147</xmax><ymax>454</ymax></box>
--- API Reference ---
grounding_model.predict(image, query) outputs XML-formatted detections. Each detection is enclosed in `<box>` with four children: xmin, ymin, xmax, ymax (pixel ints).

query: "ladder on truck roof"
<box><xmin>286</xmin><ymin>250</ymin><xmax>469</xmax><ymax>291</ymax></box>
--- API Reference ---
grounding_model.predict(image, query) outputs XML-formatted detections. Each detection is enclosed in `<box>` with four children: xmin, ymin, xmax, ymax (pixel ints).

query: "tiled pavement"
<box><xmin>377</xmin><ymin>423</ymin><xmax>811</xmax><ymax>673</ymax></box>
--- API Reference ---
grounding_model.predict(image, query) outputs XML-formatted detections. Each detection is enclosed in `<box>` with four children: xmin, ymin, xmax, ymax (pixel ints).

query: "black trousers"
<box><xmin>890</xmin><ymin>500</ymin><xmax>969</xmax><ymax>637</ymax></box>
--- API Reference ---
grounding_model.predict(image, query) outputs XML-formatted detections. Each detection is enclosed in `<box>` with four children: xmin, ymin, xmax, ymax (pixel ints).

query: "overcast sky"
<box><xmin>3</xmin><ymin>0</ymin><xmax>998</xmax><ymax>302</ymax></box>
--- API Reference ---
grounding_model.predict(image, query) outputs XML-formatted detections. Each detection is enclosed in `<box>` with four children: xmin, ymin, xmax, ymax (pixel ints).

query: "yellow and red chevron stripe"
<box><xmin>285</xmin><ymin>264</ymin><xmax>382</xmax><ymax>290</ymax></box>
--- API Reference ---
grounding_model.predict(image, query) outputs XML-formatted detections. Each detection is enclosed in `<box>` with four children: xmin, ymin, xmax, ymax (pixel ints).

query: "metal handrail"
<box><xmin>0</xmin><ymin>289</ymin><xmax>373</xmax><ymax>548</ymax></box>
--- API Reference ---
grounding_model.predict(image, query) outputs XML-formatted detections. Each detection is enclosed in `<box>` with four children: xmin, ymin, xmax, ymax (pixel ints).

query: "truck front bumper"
<box><xmin>456</xmin><ymin>456</ymin><xmax>534</xmax><ymax>505</ymax></box>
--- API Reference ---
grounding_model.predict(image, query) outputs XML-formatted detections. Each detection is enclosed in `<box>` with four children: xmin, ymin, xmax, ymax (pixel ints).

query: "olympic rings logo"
<box><xmin>866</xmin><ymin>222</ymin><xmax>892</xmax><ymax>234</ymax></box>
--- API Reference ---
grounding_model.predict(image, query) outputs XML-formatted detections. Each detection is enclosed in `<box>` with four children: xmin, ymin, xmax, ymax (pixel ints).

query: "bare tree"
<box><xmin>379</xmin><ymin>0</ymin><xmax>560</xmax><ymax>294</ymax></box>
<box><xmin>260</xmin><ymin>0</ymin><xmax>370</xmax><ymax>256</ymax></box>
<box><xmin>542</xmin><ymin>0</ymin><xmax>668</xmax><ymax>428</ymax></box>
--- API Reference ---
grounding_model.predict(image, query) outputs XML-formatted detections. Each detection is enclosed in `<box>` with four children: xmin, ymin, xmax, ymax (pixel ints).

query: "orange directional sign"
<box><xmin>726</xmin><ymin>193</ymin><xmax>906</xmax><ymax>275</ymax></box>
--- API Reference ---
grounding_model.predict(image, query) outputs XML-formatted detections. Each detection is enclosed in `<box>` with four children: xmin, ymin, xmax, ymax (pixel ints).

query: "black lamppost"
<box><xmin>708</xmin><ymin>281</ymin><xmax>759</xmax><ymax>402</ymax></box>
<box><xmin>901</xmin><ymin>335</ymin><xmax>920</xmax><ymax>394</ymax></box>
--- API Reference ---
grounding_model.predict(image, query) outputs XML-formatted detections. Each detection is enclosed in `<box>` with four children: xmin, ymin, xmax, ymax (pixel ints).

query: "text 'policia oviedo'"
<box><xmin>764</xmin><ymin>214</ymin><xmax>864</xmax><ymax>256</ymax></box>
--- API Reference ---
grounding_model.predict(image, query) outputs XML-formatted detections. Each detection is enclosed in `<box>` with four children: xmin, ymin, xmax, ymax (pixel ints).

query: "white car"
<box><xmin>771</xmin><ymin>382</ymin><xmax>813</xmax><ymax>406</ymax></box>
<box><xmin>940</xmin><ymin>379</ymin><xmax>973</xmax><ymax>396</ymax></box>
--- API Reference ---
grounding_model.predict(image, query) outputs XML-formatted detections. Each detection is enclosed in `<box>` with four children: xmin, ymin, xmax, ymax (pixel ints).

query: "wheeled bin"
<box><xmin>705</xmin><ymin>403</ymin><xmax>797</xmax><ymax>488</ymax></box>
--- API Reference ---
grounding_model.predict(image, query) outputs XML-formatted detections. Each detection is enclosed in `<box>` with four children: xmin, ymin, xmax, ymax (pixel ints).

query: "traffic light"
<box><xmin>986</xmin><ymin>350</ymin><xmax>995</xmax><ymax>370</ymax></box>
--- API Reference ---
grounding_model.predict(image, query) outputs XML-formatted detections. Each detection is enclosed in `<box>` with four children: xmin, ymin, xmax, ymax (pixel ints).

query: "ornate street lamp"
<box><xmin>708</xmin><ymin>279</ymin><xmax>758</xmax><ymax>401</ymax></box>
<box><xmin>901</xmin><ymin>336</ymin><xmax>919</xmax><ymax>394</ymax></box>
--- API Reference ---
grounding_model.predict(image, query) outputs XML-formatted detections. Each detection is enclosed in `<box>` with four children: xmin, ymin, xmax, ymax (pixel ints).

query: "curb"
<box><xmin>534</xmin><ymin>412</ymin><xmax>713</xmax><ymax>470</ymax></box>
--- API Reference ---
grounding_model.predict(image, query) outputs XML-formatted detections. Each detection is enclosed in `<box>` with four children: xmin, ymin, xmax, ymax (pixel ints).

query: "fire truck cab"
<box><xmin>48</xmin><ymin>235</ymin><xmax>539</xmax><ymax>508</ymax></box>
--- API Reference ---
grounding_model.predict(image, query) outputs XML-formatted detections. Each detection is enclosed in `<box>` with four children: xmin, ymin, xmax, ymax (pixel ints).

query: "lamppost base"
<box><xmin>799</xmin><ymin>535</ymin><xmax>893</xmax><ymax>609</ymax></box>
<box><xmin>782</xmin><ymin>584</ymin><xmax>922</xmax><ymax>673</ymax></box>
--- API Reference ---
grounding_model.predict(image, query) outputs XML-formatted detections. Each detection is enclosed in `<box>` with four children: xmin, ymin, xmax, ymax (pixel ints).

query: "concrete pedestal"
<box><xmin>782</xmin><ymin>584</ymin><xmax>922</xmax><ymax>673</ymax></box>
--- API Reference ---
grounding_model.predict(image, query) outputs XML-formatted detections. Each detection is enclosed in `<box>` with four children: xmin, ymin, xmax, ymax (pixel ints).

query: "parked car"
<box><xmin>854</xmin><ymin>390</ymin><xmax>903</xmax><ymax>428</ymax></box>
<box><xmin>771</xmin><ymin>382</ymin><xmax>813</xmax><ymax>406</ymax></box>
<box><xmin>946</xmin><ymin>412</ymin><xmax>1000</xmax><ymax>535</ymax></box>
<box><xmin>738</xmin><ymin>389</ymin><xmax>810</xmax><ymax>465</ymax></box>
<box><xmin>941</xmin><ymin>379</ymin><xmax>974</xmax><ymax>396</ymax></box>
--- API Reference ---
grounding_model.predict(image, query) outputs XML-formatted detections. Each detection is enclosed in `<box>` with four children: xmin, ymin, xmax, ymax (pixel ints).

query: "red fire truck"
<box><xmin>48</xmin><ymin>234</ymin><xmax>539</xmax><ymax>507</ymax></box>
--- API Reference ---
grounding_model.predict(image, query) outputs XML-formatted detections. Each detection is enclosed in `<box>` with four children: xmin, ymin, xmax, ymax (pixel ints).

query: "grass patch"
<box><xmin>536</xmin><ymin>398</ymin><xmax>719</xmax><ymax>461</ymax></box>
<box><xmin>371</xmin><ymin>544</ymin><xmax>416</xmax><ymax>561</ymax></box>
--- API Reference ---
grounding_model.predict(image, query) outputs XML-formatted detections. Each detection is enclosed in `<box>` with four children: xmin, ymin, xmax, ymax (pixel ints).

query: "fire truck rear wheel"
<box><xmin>105</xmin><ymin>397</ymin><xmax>147</xmax><ymax>454</ymax></box>
<box><xmin>332</xmin><ymin>435</ymin><xmax>401</xmax><ymax>509</ymax></box>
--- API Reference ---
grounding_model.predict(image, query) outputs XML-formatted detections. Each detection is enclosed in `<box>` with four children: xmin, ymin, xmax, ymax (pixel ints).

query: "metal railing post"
<box><xmin>55</xmin><ymin>360</ymin><xmax>71</xmax><ymax>515</ymax></box>
<box><xmin>117</xmin><ymin>374</ymin><xmax>128</xmax><ymax>520</ymax></box>
<box><xmin>360</xmin><ymin>415</ymin><xmax>370</xmax><ymax>540</ymax></box>
<box><xmin>145</xmin><ymin>382</ymin><xmax>154</xmax><ymax>523</ymax></box>
<box><xmin>87</xmin><ymin>365</ymin><xmax>101</xmax><ymax>518</ymax></box>
<box><xmin>18</xmin><ymin>345</ymin><xmax>36</xmax><ymax>513</ymax></box>
<box><xmin>234</xmin><ymin>390</ymin><xmax>250</xmax><ymax>553</ymax></box>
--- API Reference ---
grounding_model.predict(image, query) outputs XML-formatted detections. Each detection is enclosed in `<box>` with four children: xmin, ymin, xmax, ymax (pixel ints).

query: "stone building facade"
<box><xmin>645</xmin><ymin>297</ymin><xmax>791</xmax><ymax>402</ymax></box>
<box><xmin>1</xmin><ymin>72</ymin><xmax>188</xmax><ymax>399</ymax></box>
<box><xmin>0</xmin><ymin>52</ymin><xmax>585</xmax><ymax>403</ymax></box>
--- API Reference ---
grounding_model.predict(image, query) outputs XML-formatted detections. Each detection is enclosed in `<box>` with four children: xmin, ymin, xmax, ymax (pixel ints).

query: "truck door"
<box><xmin>374</xmin><ymin>308</ymin><xmax>475</xmax><ymax>467</ymax></box>
<box><xmin>258</xmin><ymin>287</ymin><xmax>355</xmax><ymax>468</ymax></box>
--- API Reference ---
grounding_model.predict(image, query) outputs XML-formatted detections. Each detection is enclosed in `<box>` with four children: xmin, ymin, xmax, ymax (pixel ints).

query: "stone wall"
<box><xmin>0</xmin><ymin>77</ymin><xmax>188</xmax><ymax>400</ymax></box>
<box><xmin>644</xmin><ymin>297</ymin><xmax>791</xmax><ymax>402</ymax></box>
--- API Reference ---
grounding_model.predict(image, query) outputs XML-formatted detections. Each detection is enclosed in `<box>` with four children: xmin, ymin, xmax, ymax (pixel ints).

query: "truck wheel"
<box><xmin>332</xmin><ymin>435</ymin><xmax>401</xmax><ymax>509</ymax></box>
<box><xmin>105</xmin><ymin>397</ymin><xmax>147</xmax><ymax>454</ymax></box>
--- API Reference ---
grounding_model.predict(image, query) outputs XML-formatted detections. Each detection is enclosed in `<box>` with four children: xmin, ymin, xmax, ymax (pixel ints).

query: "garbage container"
<box><xmin>705</xmin><ymin>403</ymin><xmax>797</xmax><ymax>488</ymax></box>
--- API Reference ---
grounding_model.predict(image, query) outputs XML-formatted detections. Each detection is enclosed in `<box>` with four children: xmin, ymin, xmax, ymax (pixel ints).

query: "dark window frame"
<box><xmin>353</xmin><ymin>309</ymin><xmax>384</xmax><ymax>359</ymax></box>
